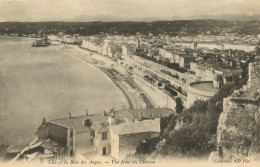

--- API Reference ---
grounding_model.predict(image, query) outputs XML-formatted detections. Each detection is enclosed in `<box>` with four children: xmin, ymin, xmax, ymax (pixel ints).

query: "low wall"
<box><xmin>186</xmin><ymin>81</ymin><xmax>217</xmax><ymax>108</ymax></box>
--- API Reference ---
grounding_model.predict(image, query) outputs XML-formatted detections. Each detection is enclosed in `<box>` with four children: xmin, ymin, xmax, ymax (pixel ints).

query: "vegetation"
<box><xmin>157</xmin><ymin>82</ymin><xmax>163</xmax><ymax>87</ymax></box>
<box><xmin>134</xmin><ymin>54</ymin><xmax>255</xmax><ymax>160</ymax></box>
<box><xmin>175</xmin><ymin>97</ymin><xmax>184</xmax><ymax>114</ymax></box>
<box><xmin>154</xmin><ymin>55</ymin><xmax>254</xmax><ymax>159</ymax></box>
<box><xmin>135</xmin><ymin>138</ymin><xmax>160</xmax><ymax>155</ymax></box>
<box><xmin>125</xmin><ymin>115</ymin><xmax>175</xmax><ymax>160</ymax></box>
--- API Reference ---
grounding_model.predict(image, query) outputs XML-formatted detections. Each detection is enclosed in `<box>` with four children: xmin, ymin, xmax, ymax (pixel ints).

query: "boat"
<box><xmin>32</xmin><ymin>36</ymin><xmax>51</xmax><ymax>47</ymax></box>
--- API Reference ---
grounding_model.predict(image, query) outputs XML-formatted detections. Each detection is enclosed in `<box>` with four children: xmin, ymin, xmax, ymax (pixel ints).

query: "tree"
<box><xmin>177</xmin><ymin>87</ymin><xmax>182</xmax><ymax>93</ymax></box>
<box><xmin>135</xmin><ymin>138</ymin><xmax>160</xmax><ymax>155</ymax></box>
<box><xmin>175</xmin><ymin>97</ymin><xmax>184</xmax><ymax>114</ymax></box>
<box><xmin>158</xmin><ymin>82</ymin><xmax>163</xmax><ymax>88</ymax></box>
<box><xmin>136</xmin><ymin>140</ymin><xmax>149</xmax><ymax>155</ymax></box>
<box><xmin>161</xmin><ymin>115</ymin><xmax>176</xmax><ymax>137</ymax></box>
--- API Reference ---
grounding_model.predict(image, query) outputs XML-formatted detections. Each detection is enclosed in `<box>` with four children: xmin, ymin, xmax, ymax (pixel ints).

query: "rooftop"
<box><xmin>109</xmin><ymin>119</ymin><xmax>160</xmax><ymax>135</ymax></box>
<box><xmin>7</xmin><ymin>145</ymin><xmax>27</xmax><ymax>154</ymax></box>
<box><xmin>92</xmin><ymin>122</ymin><xmax>110</xmax><ymax>133</ymax></box>
<box><xmin>49</xmin><ymin>113</ymin><xmax>108</xmax><ymax>133</ymax></box>
<box><xmin>119</xmin><ymin>108</ymin><xmax>174</xmax><ymax>121</ymax></box>
<box><xmin>48</xmin><ymin>108</ymin><xmax>174</xmax><ymax>133</ymax></box>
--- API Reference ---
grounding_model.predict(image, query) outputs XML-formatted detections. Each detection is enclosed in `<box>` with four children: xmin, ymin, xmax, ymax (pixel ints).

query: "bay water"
<box><xmin>0</xmin><ymin>36</ymin><xmax>127</xmax><ymax>146</ymax></box>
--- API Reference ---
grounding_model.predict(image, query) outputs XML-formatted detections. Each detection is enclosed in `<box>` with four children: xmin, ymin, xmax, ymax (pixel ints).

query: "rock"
<box><xmin>215</xmin><ymin>58</ymin><xmax>260</xmax><ymax>162</ymax></box>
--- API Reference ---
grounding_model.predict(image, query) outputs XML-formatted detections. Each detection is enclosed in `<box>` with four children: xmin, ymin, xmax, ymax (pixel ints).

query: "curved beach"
<box><xmin>57</xmin><ymin>45</ymin><xmax>156</xmax><ymax>110</ymax></box>
<box><xmin>56</xmin><ymin>45</ymin><xmax>133</xmax><ymax>109</ymax></box>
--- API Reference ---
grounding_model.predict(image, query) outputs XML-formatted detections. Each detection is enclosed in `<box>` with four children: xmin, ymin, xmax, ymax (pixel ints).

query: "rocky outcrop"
<box><xmin>216</xmin><ymin>55</ymin><xmax>260</xmax><ymax>162</ymax></box>
<box><xmin>248</xmin><ymin>110</ymin><xmax>260</xmax><ymax>161</ymax></box>
<box><xmin>217</xmin><ymin>96</ymin><xmax>259</xmax><ymax>161</ymax></box>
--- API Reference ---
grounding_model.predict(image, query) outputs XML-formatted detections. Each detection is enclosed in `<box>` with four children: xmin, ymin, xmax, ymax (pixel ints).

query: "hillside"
<box><xmin>1</xmin><ymin>20</ymin><xmax>260</xmax><ymax>36</ymax></box>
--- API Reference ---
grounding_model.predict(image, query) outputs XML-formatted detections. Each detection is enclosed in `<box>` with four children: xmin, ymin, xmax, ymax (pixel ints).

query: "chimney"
<box><xmin>68</xmin><ymin>113</ymin><xmax>71</xmax><ymax>118</ymax></box>
<box><xmin>115</xmin><ymin>111</ymin><xmax>118</xmax><ymax>118</ymax></box>
<box><xmin>83</xmin><ymin>119</ymin><xmax>91</xmax><ymax>127</ymax></box>
<box><xmin>85</xmin><ymin>110</ymin><xmax>88</xmax><ymax>116</ymax></box>
<box><xmin>103</xmin><ymin>110</ymin><xmax>106</xmax><ymax>116</ymax></box>
<box><xmin>42</xmin><ymin>118</ymin><xmax>46</xmax><ymax>125</ymax></box>
<box><xmin>110</xmin><ymin>108</ymin><xmax>115</xmax><ymax>117</ymax></box>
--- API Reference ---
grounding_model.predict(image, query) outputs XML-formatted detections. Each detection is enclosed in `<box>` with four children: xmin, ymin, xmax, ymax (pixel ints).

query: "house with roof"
<box><xmin>110</xmin><ymin>119</ymin><xmax>160</xmax><ymax>159</ymax></box>
<box><xmin>23</xmin><ymin>108</ymin><xmax>175</xmax><ymax>161</ymax></box>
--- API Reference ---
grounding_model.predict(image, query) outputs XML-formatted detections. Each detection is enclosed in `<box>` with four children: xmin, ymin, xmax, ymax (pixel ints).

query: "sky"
<box><xmin>0</xmin><ymin>0</ymin><xmax>260</xmax><ymax>22</ymax></box>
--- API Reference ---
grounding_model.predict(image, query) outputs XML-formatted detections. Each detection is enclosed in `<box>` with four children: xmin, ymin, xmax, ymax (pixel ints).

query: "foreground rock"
<box><xmin>216</xmin><ymin>48</ymin><xmax>260</xmax><ymax>162</ymax></box>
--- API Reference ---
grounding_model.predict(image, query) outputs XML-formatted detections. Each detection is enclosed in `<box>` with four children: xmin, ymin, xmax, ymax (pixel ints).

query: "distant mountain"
<box><xmin>1</xmin><ymin>19</ymin><xmax>260</xmax><ymax>36</ymax></box>
<box><xmin>64</xmin><ymin>14</ymin><xmax>260</xmax><ymax>22</ymax></box>
<box><xmin>64</xmin><ymin>15</ymin><xmax>192</xmax><ymax>22</ymax></box>
<box><xmin>3</xmin><ymin>13</ymin><xmax>260</xmax><ymax>22</ymax></box>
<box><xmin>64</xmin><ymin>14</ymin><xmax>162</xmax><ymax>22</ymax></box>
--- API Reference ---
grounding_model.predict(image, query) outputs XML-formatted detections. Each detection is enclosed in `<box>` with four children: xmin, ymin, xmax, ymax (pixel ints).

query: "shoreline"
<box><xmin>59</xmin><ymin>45</ymin><xmax>175</xmax><ymax>110</ymax></box>
<box><xmin>54</xmin><ymin>44</ymin><xmax>133</xmax><ymax>109</ymax></box>
<box><xmin>73</xmin><ymin>46</ymin><xmax>158</xmax><ymax>109</ymax></box>
<box><xmin>99</xmin><ymin>67</ymin><xmax>134</xmax><ymax>109</ymax></box>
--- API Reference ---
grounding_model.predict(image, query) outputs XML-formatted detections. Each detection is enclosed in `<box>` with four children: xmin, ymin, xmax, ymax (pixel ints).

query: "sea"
<box><xmin>0</xmin><ymin>36</ymin><xmax>127</xmax><ymax>146</ymax></box>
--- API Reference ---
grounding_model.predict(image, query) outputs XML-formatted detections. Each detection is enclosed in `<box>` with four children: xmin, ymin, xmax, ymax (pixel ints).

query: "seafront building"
<box><xmin>10</xmin><ymin>108</ymin><xmax>174</xmax><ymax>161</ymax></box>
<box><xmin>47</xmin><ymin>33</ymin><xmax>258</xmax><ymax>109</ymax></box>
<box><xmin>78</xmin><ymin>34</ymin><xmax>257</xmax><ymax>108</ymax></box>
<box><xmin>175</xmin><ymin>42</ymin><xmax>255</xmax><ymax>52</ymax></box>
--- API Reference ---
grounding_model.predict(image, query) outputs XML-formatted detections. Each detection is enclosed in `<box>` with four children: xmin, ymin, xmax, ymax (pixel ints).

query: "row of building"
<box><xmin>79</xmin><ymin>35</ymin><xmax>258</xmax><ymax>109</ymax></box>
<box><xmin>175</xmin><ymin>42</ymin><xmax>256</xmax><ymax>52</ymax></box>
<box><xmin>9</xmin><ymin>108</ymin><xmax>174</xmax><ymax>161</ymax></box>
<box><xmin>48</xmin><ymin>33</ymin><xmax>258</xmax><ymax>109</ymax></box>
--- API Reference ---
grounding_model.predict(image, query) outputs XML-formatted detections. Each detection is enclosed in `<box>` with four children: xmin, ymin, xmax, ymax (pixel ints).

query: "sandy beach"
<box><xmin>55</xmin><ymin>44</ymin><xmax>150</xmax><ymax>109</ymax></box>
<box><xmin>57</xmin><ymin>44</ymin><xmax>176</xmax><ymax>111</ymax></box>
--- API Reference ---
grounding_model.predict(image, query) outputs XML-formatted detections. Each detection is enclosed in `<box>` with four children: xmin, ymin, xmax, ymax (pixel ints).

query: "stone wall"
<box><xmin>110</xmin><ymin>131</ymin><xmax>120</xmax><ymax>159</ymax></box>
<box><xmin>248</xmin><ymin>61</ymin><xmax>260</xmax><ymax>92</ymax></box>
<box><xmin>248</xmin><ymin>110</ymin><xmax>260</xmax><ymax>161</ymax></box>
<box><xmin>75</xmin><ymin>132</ymin><xmax>95</xmax><ymax>156</ymax></box>
<box><xmin>217</xmin><ymin>97</ymin><xmax>258</xmax><ymax>160</ymax></box>
<box><xmin>186</xmin><ymin>81</ymin><xmax>216</xmax><ymax>108</ymax></box>
<box><xmin>216</xmin><ymin>58</ymin><xmax>260</xmax><ymax>162</ymax></box>
<box><xmin>48</xmin><ymin>122</ymin><xmax>68</xmax><ymax>147</ymax></box>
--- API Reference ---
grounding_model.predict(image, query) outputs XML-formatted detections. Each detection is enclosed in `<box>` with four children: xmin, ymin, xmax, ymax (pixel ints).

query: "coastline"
<box><xmin>0</xmin><ymin>40</ymin><xmax>131</xmax><ymax>146</ymax></box>
<box><xmin>55</xmin><ymin>44</ymin><xmax>177</xmax><ymax>110</ymax></box>
<box><xmin>99</xmin><ymin>67</ymin><xmax>134</xmax><ymax>109</ymax></box>
<box><xmin>53</xmin><ymin>44</ymin><xmax>133</xmax><ymax>109</ymax></box>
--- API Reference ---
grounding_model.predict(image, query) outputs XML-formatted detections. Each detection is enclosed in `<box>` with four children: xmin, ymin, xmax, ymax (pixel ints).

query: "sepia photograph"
<box><xmin>0</xmin><ymin>0</ymin><xmax>260</xmax><ymax>166</ymax></box>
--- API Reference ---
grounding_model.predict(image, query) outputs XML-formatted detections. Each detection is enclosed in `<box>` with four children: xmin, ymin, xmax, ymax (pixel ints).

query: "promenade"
<box><xmin>58</xmin><ymin>44</ymin><xmax>176</xmax><ymax>111</ymax></box>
